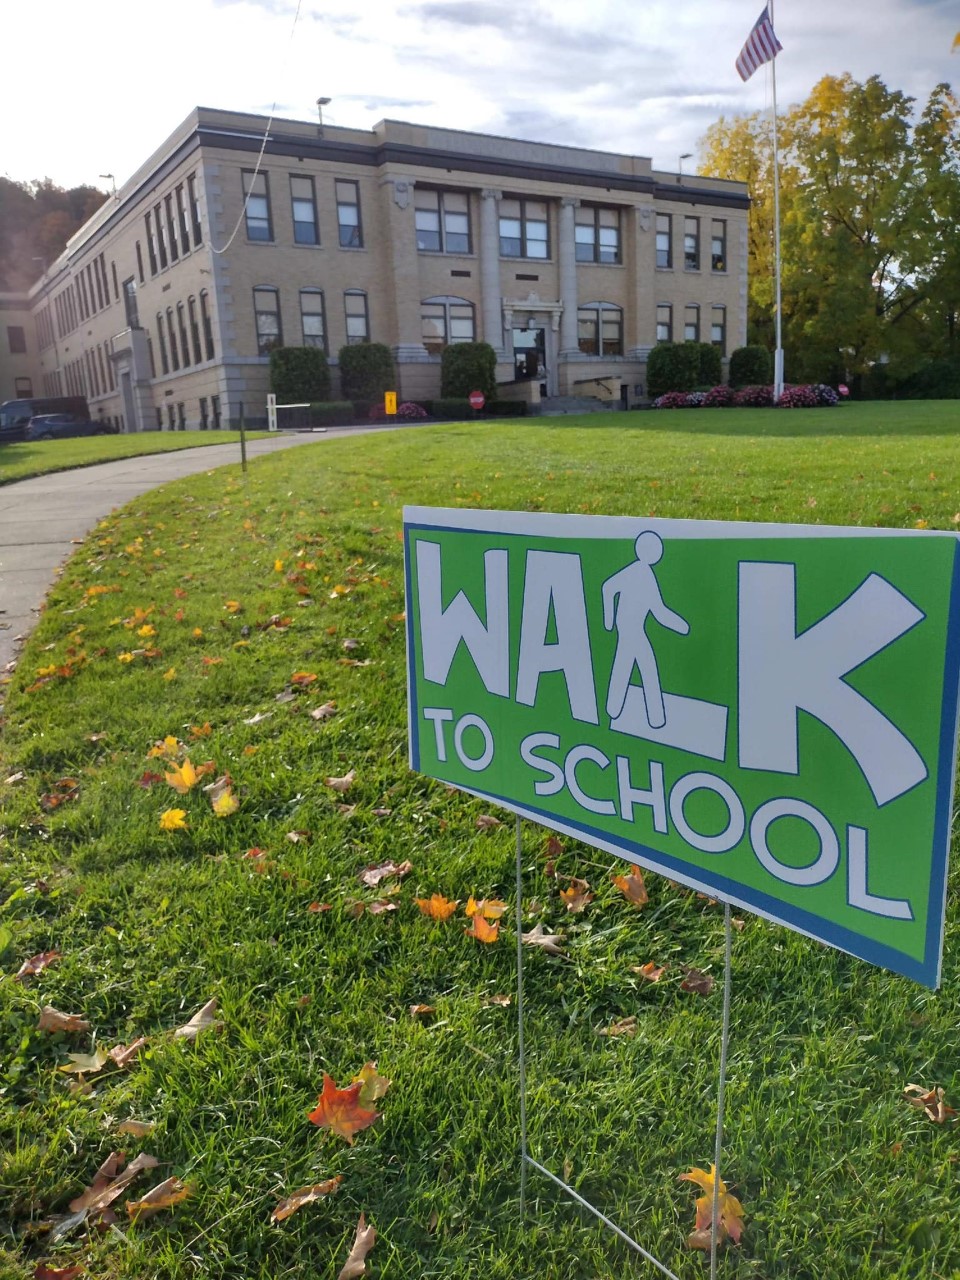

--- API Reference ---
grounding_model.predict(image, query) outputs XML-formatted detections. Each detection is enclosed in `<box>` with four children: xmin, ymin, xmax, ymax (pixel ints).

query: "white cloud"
<box><xmin>3</xmin><ymin>0</ymin><xmax>957</xmax><ymax>189</ymax></box>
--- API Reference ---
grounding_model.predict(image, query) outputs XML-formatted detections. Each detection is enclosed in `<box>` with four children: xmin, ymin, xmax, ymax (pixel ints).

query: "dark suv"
<box><xmin>25</xmin><ymin>414</ymin><xmax>116</xmax><ymax>441</ymax></box>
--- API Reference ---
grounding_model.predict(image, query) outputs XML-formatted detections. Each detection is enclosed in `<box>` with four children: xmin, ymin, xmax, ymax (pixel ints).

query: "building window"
<box><xmin>211</xmin><ymin>394</ymin><xmax>221</xmax><ymax>428</ymax></box>
<box><xmin>145</xmin><ymin>213</ymin><xmax>158</xmax><ymax>275</ymax></box>
<box><xmin>7</xmin><ymin>325</ymin><xmax>26</xmax><ymax>354</ymax></box>
<box><xmin>199</xmin><ymin>290</ymin><xmax>215</xmax><ymax>359</ymax></box>
<box><xmin>290</xmin><ymin>176</ymin><xmax>319</xmax><ymax>246</ymax></box>
<box><xmin>575</xmin><ymin>206</ymin><xmax>621</xmax><ymax>264</ymax></box>
<box><xmin>243</xmin><ymin>170</ymin><xmax>273</xmax><ymax>242</ymax></box>
<box><xmin>147</xmin><ymin>334</ymin><xmax>156</xmax><ymax>379</ymax></box>
<box><xmin>656</xmin><ymin>303</ymin><xmax>673</xmax><ymax>342</ymax></box>
<box><xmin>420</xmin><ymin>296</ymin><xmax>475</xmax><ymax>354</ymax></box>
<box><xmin>499</xmin><ymin>198</ymin><xmax>548</xmax><ymax>259</ymax></box>
<box><xmin>344</xmin><ymin>290</ymin><xmax>369</xmax><ymax>343</ymax></box>
<box><xmin>87</xmin><ymin>264</ymin><xmax>98</xmax><ymax>312</ymax></box>
<box><xmin>576</xmin><ymin>302</ymin><xmax>623</xmax><ymax>356</ymax></box>
<box><xmin>253</xmin><ymin>286</ymin><xmax>282</xmax><ymax>355</ymax></box>
<box><xmin>166</xmin><ymin>308</ymin><xmax>180</xmax><ymax>371</ymax></box>
<box><xmin>188</xmin><ymin>175</ymin><xmax>203</xmax><ymax>245</ymax></box>
<box><xmin>684</xmin><ymin>304</ymin><xmax>700</xmax><ymax>342</ymax></box>
<box><xmin>154</xmin><ymin>204</ymin><xmax>168</xmax><ymax>269</ymax></box>
<box><xmin>415</xmin><ymin>190</ymin><xmax>471</xmax><ymax>254</ymax></box>
<box><xmin>336</xmin><ymin>180</ymin><xmax>362</xmax><ymax>248</ymax></box>
<box><xmin>188</xmin><ymin>296</ymin><xmax>202</xmax><ymax>363</ymax></box>
<box><xmin>177</xmin><ymin>303</ymin><xmax>191</xmax><ymax>367</ymax></box>
<box><xmin>15</xmin><ymin>376</ymin><xmax>32</xmax><ymax>397</ymax></box>
<box><xmin>95</xmin><ymin>256</ymin><xmax>106</xmax><ymax>309</ymax></box>
<box><xmin>684</xmin><ymin>217</ymin><xmax>700</xmax><ymax>270</ymax></box>
<box><xmin>199</xmin><ymin>397</ymin><xmax>209</xmax><ymax>429</ymax></box>
<box><xmin>300</xmin><ymin>288</ymin><xmax>327</xmax><ymax>351</ymax></box>
<box><xmin>711</xmin><ymin>220</ymin><xmax>727</xmax><ymax>272</ymax></box>
<box><xmin>176</xmin><ymin>184</ymin><xmax>191</xmax><ymax>253</ymax></box>
<box><xmin>711</xmin><ymin>304</ymin><xmax>726</xmax><ymax>353</ymax></box>
<box><xmin>111</xmin><ymin>261</ymin><xmax>119</xmax><ymax>302</ymax></box>
<box><xmin>135</xmin><ymin>241</ymin><xmax>145</xmax><ymax>284</ymax></box>
<box><xmin>656</xmin><ymin>214</ymin><xmax>672</xmax><ymax>269</ymax></box>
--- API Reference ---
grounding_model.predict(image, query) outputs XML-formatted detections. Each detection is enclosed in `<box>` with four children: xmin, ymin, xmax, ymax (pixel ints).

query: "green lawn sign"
<box><xmin>404</xmin><ymin>507</ymin><xmax>960</xmax><ymax>988</ymax></box>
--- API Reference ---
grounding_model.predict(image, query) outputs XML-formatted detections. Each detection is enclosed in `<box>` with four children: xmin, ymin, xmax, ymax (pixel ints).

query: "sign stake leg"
<box><xmin>710</xmin><ymin>903</ymin><xmax>734</xmax><ymax>1279</ymax></box>
<box><xmin>515</xmin><ymin>814</ymin><xmax>529</xmax><ymax>1215</ymax></box>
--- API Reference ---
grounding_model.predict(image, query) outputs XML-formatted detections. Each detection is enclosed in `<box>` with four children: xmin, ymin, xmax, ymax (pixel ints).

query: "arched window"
<box><xmin>577</xmin><ymin>302</ymin><xmax>623</xmax><ymax>356</ymax></box>
<box><xmin>420</xmin><ymin>296</ymin><xmax>475</xmax><ymax>354</ymax></box>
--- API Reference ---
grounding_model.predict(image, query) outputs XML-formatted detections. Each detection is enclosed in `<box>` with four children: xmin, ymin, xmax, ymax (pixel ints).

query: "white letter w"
<box><xmin>416</xmin><ymin>540</ymin><xmax>509</xmax><ymax>696</ymax></box>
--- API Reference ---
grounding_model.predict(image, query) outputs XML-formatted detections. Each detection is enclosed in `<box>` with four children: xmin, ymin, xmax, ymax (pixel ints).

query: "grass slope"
<box><xmin>1</xmin><ymin>403</ymin><xmax>959</xmax><ymax>1280</ymax></box>
<box><xmin>0</xmin><ymin>430</ymin><xmax>272</xmax><ymax>486</ymax></box>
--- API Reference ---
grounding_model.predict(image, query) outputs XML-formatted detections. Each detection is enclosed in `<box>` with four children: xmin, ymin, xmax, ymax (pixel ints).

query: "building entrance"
<box><xmin>512</xmin><ymin>326</ymin><xmax>546</xmax><ymax>383</ymax></box>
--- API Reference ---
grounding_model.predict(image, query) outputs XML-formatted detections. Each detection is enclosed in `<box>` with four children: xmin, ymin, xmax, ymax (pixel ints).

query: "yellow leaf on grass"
<box><xmin>117</xmin><ymin>1119</ymin><xmax>156</xmax><ymax>1138</ymax></box>
<box><xmin>165</xmin><ymin>759</ymin><xmax>199</xmax><ymax>794</ymax></box>
<box><xmin>211</xmin><ymin>786</ymin><xmax>239</xmax><ymax>817</ymax></box>
<box><xmin>464</xmin><ymin>897</ymin><xmax>506</xmax><ymax>919</ymax></box>
<box><xmin>59</xmin><ymin>1045</ymin><xmax>110</xmax><ymax>1075</ymax></box>
<box><xmin>159</xmin><ymin>808</ymin><xmax>188</xmax><ymax>832</ymax></box>
<box><xmin>126</xmin><ymin>1175</ymin><xmax>192</xmax><ymax>1219</ymax></box>
<box><xmin>464</xmin><ymin>913</ymin><xmax>499</xmax><ymax>943</ymax></box>
<box><xmin>353</xmin><ymin>1061</ymin><xmax>392</xmax><ymax>1108</ymax></box>
<box><xmin>416</xmin><ymin>894</ymin><xmax>459</xmax><ymax>921</ymax></box>
<box><xmin>271</xmin><ymin>1176</ymin><xmax>343</xmax><ymax>1222</ymax></box>
<box><xmin>679</xmin><ymin>1164</ymin><xmax>745</xmax><ymax>1249</ymax></box>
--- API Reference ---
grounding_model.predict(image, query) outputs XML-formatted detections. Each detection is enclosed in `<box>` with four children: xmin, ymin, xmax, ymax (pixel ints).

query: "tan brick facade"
<box><xmin>14</xmin><ymin>108</ymin><xmax>748</xmax><ymax>429</ymax></box>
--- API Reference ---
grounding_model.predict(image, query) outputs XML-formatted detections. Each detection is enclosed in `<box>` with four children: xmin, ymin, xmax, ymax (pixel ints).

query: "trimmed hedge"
<box><xmin>269</xmin><ymin>346</ymin><xmax>331</xmax><ymax>402</ymax></box>
<box><xmin>441</xmin><ymin>342</ymin><xmax>497</xmax><ymax>399</ymax></box>
<box><xmin>486</xmin><ymin>399</ymin><xmax>527</xmax><ymax>417</ymax></box>
<box><xmin>338</xmin><ymin>343</ymin><xmax>395</xmax><ymax>401</ymax></box>
<box><xmin>696</xmin><ymin>342</ymin><xmax>722</xmax><ymax>387</ymax></box>
<box><xmin>729</xmin><ymin>345</ymin><xmax>772</xmax><ymax>388</ymax></box>
<box><xmin>646</xmin><ymin>343</ymin><xmax>701</xmax><ymax>398</ymax></box>
<box><xmin>307</xmin><ymin>401</ymin><xmax>356</xmax><ymax>426</ymax></box>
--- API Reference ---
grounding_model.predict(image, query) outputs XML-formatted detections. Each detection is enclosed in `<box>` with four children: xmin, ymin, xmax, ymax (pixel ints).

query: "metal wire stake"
<box><xmin>515</xmin><ymin>814</ymin><xmax>529</xmax><ymax>1215</ymax></box>
<box><xmin>710</xmin><ymin>903</ymin><xmax>734</xmax><ymax>1280</ymax></box>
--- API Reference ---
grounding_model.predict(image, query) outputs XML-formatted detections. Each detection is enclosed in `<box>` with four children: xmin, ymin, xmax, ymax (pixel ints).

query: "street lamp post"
<box><xmin>678</xmin><ymin>153</ymin><xmax>693</xmax><ymax>183</ymax></box>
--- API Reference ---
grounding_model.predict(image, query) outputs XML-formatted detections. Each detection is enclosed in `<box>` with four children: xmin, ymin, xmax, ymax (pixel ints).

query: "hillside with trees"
<box><xmin>699</xmin><ymin>74</ymin><xmax>960</xmax><ymax>395</ymax></box>
<box><xmin>0</xmin><ymin>177</ymin><xmax>108</xmax><ymax>292</ymax></box>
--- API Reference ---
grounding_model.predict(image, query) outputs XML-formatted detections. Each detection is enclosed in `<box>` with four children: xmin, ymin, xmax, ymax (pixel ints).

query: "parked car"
<box><xmin>24</xmin><ymin>414</ymin><xmax>117</xmax><ymax>441</ymax></box>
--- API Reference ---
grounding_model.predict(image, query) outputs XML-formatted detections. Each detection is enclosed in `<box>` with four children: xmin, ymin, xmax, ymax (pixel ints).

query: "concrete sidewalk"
<box><xmin>0</xmin><ymin>431</ymin><xmax>338</xmax><ymax>672</ymax></box>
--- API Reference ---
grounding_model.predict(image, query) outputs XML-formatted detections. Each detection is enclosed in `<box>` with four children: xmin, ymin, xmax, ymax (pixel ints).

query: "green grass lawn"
<box><xmin>0</xmin><ymin>430</ymin><xmax>273</xmax><ymax>486</ymax></box>
<box><xmin>2</xmin><ymin>401</ymin><xmax>960</xmax><ymax>1280</ymax></box>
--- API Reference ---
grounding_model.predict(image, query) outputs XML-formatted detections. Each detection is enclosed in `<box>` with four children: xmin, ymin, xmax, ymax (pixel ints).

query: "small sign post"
<box><xmin>404</xmin><ymin>507</ymin><xmax>960</xmax><ymax>987</ymax></box>
<box><xmin>468</xmin><ymin>390</ymin><xmax>486</xmax><ymax>412</ymax></box>
<box><xmin>385</xmin><ymin>391</ymin><xmax>398</xmax><ymax>416</ymax></box>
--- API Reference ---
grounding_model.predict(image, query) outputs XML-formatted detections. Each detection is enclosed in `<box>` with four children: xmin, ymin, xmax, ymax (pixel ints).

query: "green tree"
<box><xmin>269</xmin><ymin>346</ymin><xmax>331</xmax><ymax>402</ymax></box>
<box><xmin>440</xmin><ymin>342</ymin><xmax>497</xmax><ymax>398</ymax></box>
<box><xmin>338</xmin><ymin>342</ymin><xmax>395</xmax><ymax>401</ymax></box>
<box><xmin>0</xmin><ymin>177</ymin><xmax>108</xmax><ymax>290</ymax></box>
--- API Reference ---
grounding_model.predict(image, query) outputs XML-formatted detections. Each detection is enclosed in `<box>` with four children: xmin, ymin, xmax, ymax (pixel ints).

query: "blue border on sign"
<box><xmin>403</xmin><ymin>515</ymin><xmax>960</xmax><ymax>989</ymax></box>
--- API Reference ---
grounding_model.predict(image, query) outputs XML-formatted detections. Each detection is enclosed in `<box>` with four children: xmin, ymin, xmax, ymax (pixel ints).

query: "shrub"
<box><xmin>440</xmin><ymin>342</ymin><xmax>497</xmax><ymax>399</ymax></box>
<box><xmin>897</xmin><ymin>358</ymin><xmax>960</xmax><ymax>400</ymax></box>
<box><xmin>703</xmin><ymin>384</ymin><xmax>736</xmax><ymax>408</ymax></box>
<box><xmin>307</xmin><ymin>400</ymin><xmax>355</xmax><ymax>427</ymax></box>
<box><xmin>777</xmin><ymin>384</ymin><xmax>819</xmax><ymax>408</ymax></box>
<box><xmin>696</xmin><ymin>342</ymin><xmax>722</xmax><ymax>388</ymax></box>
<box><xmin>652</xmin><ymin>391</ymin><xmax>690</xmax><ymax>409</ymax></box>
<box><xmin>397</xmin><ymin>401</ymin><xmax>428</xmax><ymax>420</ymax></box>
<box><xmin>686</xmin><ymin>391</ymin><xmax>707</xmax><ymax>406</ymax></box>
<box><xmin>647</xmin><ymin>343</ymin><xmax>701</xmax><ymax>398</ymax></box>
<box><xmin>729</xmin><ymin>345</ymin><xmax>773</xmax><ymax>388</ymax></box>
<box><xmin>812</xmin><ymin>383</ymin><xmax>840</xmax><ymax>406</ymax></box>
<box><xmin>733</xmin><ymin>384</ymin><xmax>774</xmax><ymax>408</ymax></box>
<box><xmin>338</xmin><ymin>343</ymin><xmax>395</xmax><ymax>401</ymax></box>
<box><xmin>431</xmin><ymin>398</ymin><xmax>474</xmax><ymax>420</ymax></box>
<box><xmin>269</xmin><ymin>346</ymin><xmax>331</xmax><ymax>402</ymax></box>
<box><xmin>486</xmin><ymin>399</ymin><xmax>527</xmax><ymax>417</ymax></box>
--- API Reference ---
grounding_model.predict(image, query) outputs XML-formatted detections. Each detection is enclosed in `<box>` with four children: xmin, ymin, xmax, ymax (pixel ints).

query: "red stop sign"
<box><xmin>468</xmin><ymin>390</ymin><xmax>486</xmax><ymax>410</ymax></box>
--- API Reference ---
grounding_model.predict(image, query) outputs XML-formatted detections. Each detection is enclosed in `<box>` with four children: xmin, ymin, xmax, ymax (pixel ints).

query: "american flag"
<box><xmin>736</xmin><ymin>6</ymin><xmax>782</xmax><ymax>82</ymax></box>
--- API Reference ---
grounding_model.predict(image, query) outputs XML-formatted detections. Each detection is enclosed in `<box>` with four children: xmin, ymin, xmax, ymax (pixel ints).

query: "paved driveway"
<box><xmin>0</xmin><ymin>431</ymin><xmax>355</xmax><ymax>673</ymax></box>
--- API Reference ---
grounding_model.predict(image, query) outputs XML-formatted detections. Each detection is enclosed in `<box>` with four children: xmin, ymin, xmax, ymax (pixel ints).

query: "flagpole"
<box><xmin>769</xmin><ymin>0</ymin><xmax>784</xmax><ymax>398</ymax></box>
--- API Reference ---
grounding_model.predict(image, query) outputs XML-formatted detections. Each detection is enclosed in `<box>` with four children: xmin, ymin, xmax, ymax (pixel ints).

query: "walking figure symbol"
<box><xmin>602</xmin><ymin>531</ymin><xmax>689</xmax><ymax>729</ymax></box>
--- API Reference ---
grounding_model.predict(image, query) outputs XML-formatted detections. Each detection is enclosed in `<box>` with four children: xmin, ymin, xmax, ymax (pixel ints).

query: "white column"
<box><xmin>479</xmin><ymin>189</ymin><xmax>504</xmax><ymax>356</ymax></box>
<box><xmin>558</xmin><ymin>197</ymin><xmax>579</xmax><ymax>358</ymax></box>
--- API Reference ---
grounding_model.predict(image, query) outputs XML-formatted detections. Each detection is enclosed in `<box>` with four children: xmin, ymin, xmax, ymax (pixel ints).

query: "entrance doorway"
<box><xmin>512</xmin><ymin>326</ymin><xmax>545</xmax><ymax>385</ymax></box>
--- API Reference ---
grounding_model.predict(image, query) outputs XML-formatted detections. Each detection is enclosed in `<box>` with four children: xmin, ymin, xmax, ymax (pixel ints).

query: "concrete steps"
<box><xmin>538</xmin><ymin>396</ymin><xmax>619</xmax><ymax>415</ymax></box>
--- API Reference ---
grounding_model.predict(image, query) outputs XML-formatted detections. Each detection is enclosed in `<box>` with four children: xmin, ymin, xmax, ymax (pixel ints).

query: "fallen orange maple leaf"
<box><xmin>612</xmin><ymin>866</ymin><xmax>648</xmax><ymax>906</ymax></box>
<box><xmin>415</xmin><ymin>894</ymin><xmax>459</xmax><ymax>921</ymax></box>
<box><xmin>679</xmin><ymin>1164</ymin><xmax>744</xmax><ymax>1249</ymax></box>
<box><xmin>164</xmin><ymin>758</ymin><xmax>199</xmax><ymax>794</ymax></box>
<box><xmin>464</xmin><ymin>913</ymin><xmax>500</xmax><ymax>943</ymax></box>
<box><xmin>307</xmin><ymin>1074</ymin><xmax>380</xmax><ymax>1144</ymax></box>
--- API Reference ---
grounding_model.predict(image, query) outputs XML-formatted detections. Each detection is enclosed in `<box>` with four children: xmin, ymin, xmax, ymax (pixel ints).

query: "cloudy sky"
<box><xmin>4</xmin><ymin>0</ymin><xmax>958</xmax><ymax>191</ymax></box>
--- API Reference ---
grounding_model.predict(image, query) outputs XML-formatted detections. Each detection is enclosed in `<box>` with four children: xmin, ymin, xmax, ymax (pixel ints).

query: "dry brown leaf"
<box><xmin>475</xmin><ymin>814</ymin><xmax>501</xmax><ymax>829</ymax></box>
<box><xmin>904</xmin><ymin>1083</ymin><xmax>958</xmax><ymax>1123</ymax></box>
<box><xmin>286</xmin><ymin>830</ymin><xmax>310</xmax><ymax>844</ymax></box>
<box><xmin>368</xmin><ymin>899</ymin><xmax>398</xmax><ymax>915</ymax></box>
<box><xmin>485</xmin><ymin>994</ymin><xmax>512</xmax><ymax>1007</ymax></box>
<box><xmin>70</xmin><ymin>1151</ymin><xmax>160</xmax><ymax>1213</ymax></box>
<box><xmin>33</xmin><ymin>1265</ymin><xmax>85</xmax><ymax>1279</ymax></box>
<box><xmin>311</xmin><ymin>701</ymin><xmax>337</xmax><ymax>721</ymax></box>
<box><xmin>544</xmin><ymin>834</ymin><xmax>564</xmax><ymax>859</ymax></box>
<box><xmin>38</xmin><ymin>1006</ymin><xmax>90</xmax><ymax>1034</ymax></box>
<box><xmin>14</xmin><ymin>950</ymin><xmax>61</xmax><ymax>982</ymax></box>
<box><xmin>325</xmin><ymin>769</ymin><xmax>356</xmax><ymax>793</ymax></box>
<box><xmin>243</xmin><ymin>711</ymin><xmax>273</xmax><ymax>726</ymax></box>
<box><xmin>409</xmin><ymin>1003</ymin><xmax>436</xmax><ymax>1018</ymax></box>
<box><xmin>337</xmin><ymin>1212</ymin><xmax>376</xmax><ymax>1280</ymax></box>
<box><xmin>271</xmin><ymin>1176</ymin><xmax>343</xmax><ymax>1222</ymax></box>
<box><xmin>126</xmin><ymin>1176</ymin><xmax>192</xmax><ymax>1219</ymax></box>
<box><xmin>599</xmin><ymin>1016</ymin><xmax>638</xmax><ymax>1037</ymax></box>
<box><xmin>632</xmin><ymin>961</ymin><xmax>667</xmax><ymax>983</ymax></box>
<box><xmin>559</xmin><ymin>884</ymin><xmax>593</xmax><ymax>913</ymax></box>
<box><xmin>173</xmin><ymin>998</ymin><xmax>221</xmax><ymax>1040</ymax></box>
<box><xmin>611</xmin><ymin>866</ymin><xmax>648</xmax><ymax>907</ymax></box>
<box><xmin>109</xmin><ymin>1037</ymin><xmax>148</xmax><ymax>1069</ymax></box>
<box><xmin>521</xmin><ymin>923</ymin><xmax>566</xmax><ymax>956</ymax></box>
<box><xmin>680</xmin><ymin>967</ymin><xmax>715</xmax><ymax>996</ymax></box>
<box><xmin>117</xmin><ymin>1119</ymin><xmax>155</xmax><ymax>1138</ymax></box>
<box><xmin>358</xmin><ymin>860</ymin><xmax>412</xmax><ymax>888</ymax></box>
